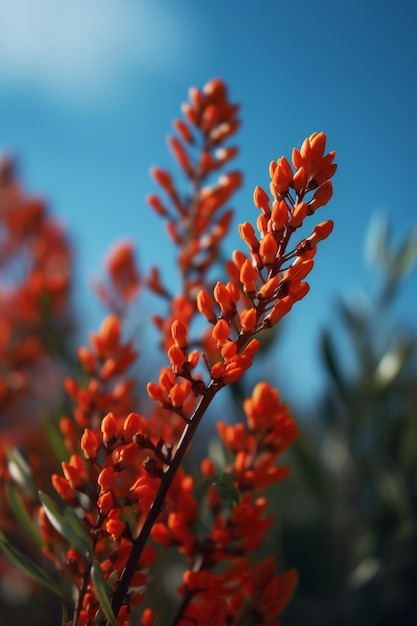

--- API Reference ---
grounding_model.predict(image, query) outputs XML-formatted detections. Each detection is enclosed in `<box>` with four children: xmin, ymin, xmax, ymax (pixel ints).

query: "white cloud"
<box><xmin>0</xmin><ymin>0</ymin><xmax>186</xmax><ymax>106</ymax></box>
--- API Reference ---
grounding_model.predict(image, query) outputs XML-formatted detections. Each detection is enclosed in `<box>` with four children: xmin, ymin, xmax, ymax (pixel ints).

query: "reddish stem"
<box><xmin>108</xmin><ymin>381</ymin><xmax>219</xmax><ymax>622</ymax></box>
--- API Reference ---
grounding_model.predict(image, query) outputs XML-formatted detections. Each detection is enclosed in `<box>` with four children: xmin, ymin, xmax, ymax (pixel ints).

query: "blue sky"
<box><xmin>1</xmin><ymin>0</ymin><xmax>416</xmax><ymax>408</ymax></box>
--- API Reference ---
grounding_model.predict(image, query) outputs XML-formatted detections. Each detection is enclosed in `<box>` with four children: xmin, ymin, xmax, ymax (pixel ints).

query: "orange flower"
<box><xmin>62</xmin><ymin>459</ymin><xmax>85</xmax><ymax>491</ymax></box>
<box><xmin>97</xmin><ymin>467</ymin><xmax>115</xmax><ymax>492</ymax></box>
<box><xmin>105</xmin><ymin>516</ymin><xmax>126</xmax><ymax>540</ymax></box>
<box><xmin>213</xmin><ymin>281</ymin><xmax>236</xmax><ymax>317</ymax></box>
<box><xmin>80</xmin><ymin>428</ymin><xmax>99</xmax><ymax>459</ymax></box>
<box><xmin>51</xmin><ymin>474</ymin><xmax>77</xmax><ymax>502</ymax></box>
<box><xmin>101</xmin><ymin>412</ymin><xmax>119</xmax><ymax>443</ymax></box>
<box><xmin>212</xmin><ymin>319</ymin><xmax>231</xmax><ymax>346</ymax></box>
<box><xmin>253</xmin><ymin>185</ymin><xmax>271</xmax><ymax>217</ymax></box>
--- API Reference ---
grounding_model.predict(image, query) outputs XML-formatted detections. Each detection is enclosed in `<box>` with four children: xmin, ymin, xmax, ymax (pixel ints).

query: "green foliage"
<box><xmin>366</xmin><ymin>213</ymin><xmax>417</xmax><ymax>305</ymax></box>
<box><xmin>0</xmin><ymin>529</ymin><xmax>62</xmax><ymax>597</ymax></box>
<box><xmin>280</xmin><ymin>214</ymin><xmax>417</xmax><ymax>626</ymax></box>
<box><xmin>38</xmin><ymin>491</ymin><xmax>92</xmax><ymax>558</ymax></box>
<box><xmin>6</xmin><ymin>448</ymin><xmax>38</xmax><ymax>497</ymax></box>
<box><xmin>91</xmin><ymin>562</ymin><xmax>118</xmax><ymax>626</ymax></box>
<box><xmin>5</xmin><ymin>483</ymin><xmax>44</xmax><ymax>549</ymax></box>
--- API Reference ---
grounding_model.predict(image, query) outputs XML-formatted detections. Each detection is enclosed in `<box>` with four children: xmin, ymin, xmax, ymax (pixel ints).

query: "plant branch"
<box><xmin>109</xmin><ymin>381</ymin><xmax>219</xmax><ymax>621</ymax></box>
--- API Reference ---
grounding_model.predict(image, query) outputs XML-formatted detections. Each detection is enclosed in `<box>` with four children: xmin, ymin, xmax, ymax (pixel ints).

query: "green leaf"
<box><xmin>153</xmin><ymin>603</ymin><xmax>174</xmax><ymax>626</ymax></box>
<box><xmin>62</xmin><ymin>507</ymin><xmax>92</xmax><ymax>558</ymax></box>
<box><xmin>39</xmin><ymin>491</ymin><xmax>92</xmax><ymax>557</ymax></box>
<box><xmin>393</xmin><ymin>228</ymin><xmax>417</xmax><ymax>277</ymax></box>
<box><xmin>7</xmin><ymin>448</ymin><xmax>37</xmax><ymax>496</ymax></box>
<box><xmin>320</xmin><ymin>330</ymin><xmax>347</xmax><ymax>397</ymax></box>
<box><xmin>0</xmin><ymin>530</ymin><xmax>62</xmax><ymax>597</ymax></box>
<box><xmin>6</xmin><ymin>483</ymin><xmax>44</xmax><ymax>549</ymax></box>
<box><xmin>213</xmin><ymin>472</ymin><xmax>241</xmax><ymax>508</ymax></box>
<box><xmin>91</xmin><ymin>561</ymin><xmax>118</xmax><ymax>626</ymax></box>
<box><xmin>207</xmin><ymin>438</ymin><xmax>228</xmax><ymax>469</ymax></box>
<box><xmin>365</xmin><ymin>213</ymin><xmax>391</xmax><ymax>268</ymax></box>
<box><xmin>380</xmin><ymin>228</ymin><xmax>417</xmax><ymax>306</ymax></box>
<box><xmin>38</xmin><ymin>491</ymin><xmax>66</xmax><ymax>536</ymax></box>
<box><xmin>338</xmin><ymin>298</ymin><xmax>370</xmax><ymax>334</ymax></box>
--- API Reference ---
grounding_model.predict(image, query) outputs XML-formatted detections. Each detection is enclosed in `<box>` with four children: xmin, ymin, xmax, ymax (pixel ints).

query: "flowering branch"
<box><xmin>110</xmin><ymin>381</ymin><xmax>217</xmax><ymax>618</ymax></box>
<box><xmin>0</xmin><ymin>78</ymin><xmax>336</xmax><ymax>626</ymax></box>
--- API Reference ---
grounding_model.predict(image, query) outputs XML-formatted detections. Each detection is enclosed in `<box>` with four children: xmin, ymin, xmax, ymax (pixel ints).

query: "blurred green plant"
<box><xmin>277</xmin><ymin>214</ymin><xmax>417</xmax><ymax>626</ymax></box>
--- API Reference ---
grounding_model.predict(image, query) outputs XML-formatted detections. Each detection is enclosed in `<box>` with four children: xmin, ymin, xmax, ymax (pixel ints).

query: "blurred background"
<box><xmin>1</xmin><ymin>1</ymin><xmax>417</xmax><ymax>624</ymax></box>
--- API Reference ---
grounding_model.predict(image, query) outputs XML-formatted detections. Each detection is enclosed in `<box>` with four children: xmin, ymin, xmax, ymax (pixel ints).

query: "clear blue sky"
<box><xmin>1</xmin><ymin>0</ymin><xmax>416</xmax><ymax>408</ymax></box>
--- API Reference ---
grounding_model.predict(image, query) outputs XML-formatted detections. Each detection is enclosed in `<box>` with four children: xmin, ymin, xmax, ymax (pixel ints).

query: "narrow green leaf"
<box><xmin>7</xmin><ymin>448</ymin><xmax>37</xmax><ymax>496</ymax></box>
<box><xmin>393</xmin><ymin>228</ymin><xmax>417</xmax><ymax>278</ymax></box>
<box><xmin>91</xmin><ymin>562</ymin><xmax>118</xmax><ymax>626</ymax></box>
<box><xmin>365</xmin><ymin>213</ymin><xmax>391</xmax><ymax>268</ymax></box>
<box><xmin>38</xmin><ymin>491</ymin><xmax>65</xmax><ymax>536</ymax></box>
<box><xmin>63</xmin><ymin>507</ymin><xmax>92</xmax><ymax>557</ymax></box>
<box><xmin>94</xmin><ymin>608</ymin><xmax>107</xmax><ymax>624</ymax></box>
<box><xmin>338</xmin><ymin>298</ymin><xmax>369</xmax><ymax>333</ymax></box>
<box><xmin>6</xmin><ymin>483</ymin><xmax>44</xmax><ymax>549</ymax></box>
<box><xmin>0</xmin><ymin>530</ymin><xmax>62</xmax><ymax>597</ymax></box>
<box><xmin>107</xmin><ymin>569</ymin><xmax>119</xmax><ymax>589</ymax></box>
<box><xmin>39</xmin><ymin>491</ymin><xmax>92</xmax><ymax>557</ymax></box>
<box><xmin>320</xmin><ymin>330</ymin><xmax>347</xmax><ymax>397</ymax></box>
<box><xmin>207</xmin><ymin>438</ymin><xmax>227</xmax><ymax>470</ymax></box>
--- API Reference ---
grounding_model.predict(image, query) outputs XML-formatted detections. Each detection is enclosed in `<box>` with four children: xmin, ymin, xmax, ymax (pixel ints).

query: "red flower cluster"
<box><xmin>199</xmin><ymin>130</ymin><xmax>336</xmax><ymax>345</ymax></box>
<box><xmin>146</xmin><ymin>78</ymin><xmax>241</xmax><ymax>356</ymax></box>
<box><xmin>148</xmin><ymin>380</ymin><xmax>298</xmax><ymax>625</ymax></box>
<box><xmin>148</xmin><ymin>78</ymin><xmax>240</xmax><ymax>290</ymax></box>
<box><xmin>94</xmin><ymin>241</ymin><xmax>141</xmax><ymax>316</ymax></box>
<box><xmin>0</xmin><ymin>157</ymin><xmax>72</xmax><ymax>421</ymax></box>
<box><xmin>0</xmin><ymin>156</ymin><xmax>75</xmax><ymax>608</ymax></box>
<box><xmin>217</xmin><ymin>381</ymin><xmax>298</xmax><ymax>490</ymax></box>
<box><xmin>0</xmin><ymin>79</ymin><xmax>336</xmax><ymax>626</ymax></box>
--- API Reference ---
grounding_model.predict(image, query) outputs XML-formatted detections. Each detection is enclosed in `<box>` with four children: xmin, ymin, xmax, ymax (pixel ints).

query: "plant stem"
<box><xmin>108</xmin><ymin>381</ymin><xmax>218</xmax><ymax>622</ymax></box>
<box><xmin>73</xmin><ymin>562</ymin><xmax>92</xmax><ymax>626</ymax></box>
<box><xmin>171</xmin><ymin>553</ymin><xmax>207</xmax><ymax>626</ymax></box>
